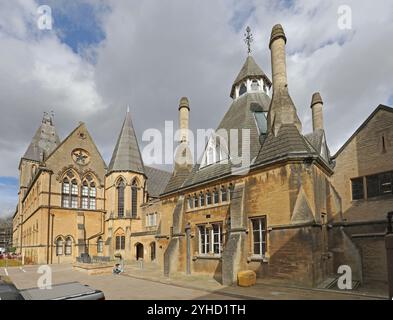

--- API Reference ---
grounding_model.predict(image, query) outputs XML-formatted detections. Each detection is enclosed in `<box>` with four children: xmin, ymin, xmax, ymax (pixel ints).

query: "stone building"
<box><xmin>330</xmin><ymin>105</ymin><xmax>393</xmax><ymax>288</ymax></box>
<box><xmin>12</xmin><ymin>24</ymin><xmax>392</xmax><ymax>288</ymax></box>
<box><xmin>0</xmin><ymin>218</ymin><xmax>12</xmax><ymax>252</ymax></box>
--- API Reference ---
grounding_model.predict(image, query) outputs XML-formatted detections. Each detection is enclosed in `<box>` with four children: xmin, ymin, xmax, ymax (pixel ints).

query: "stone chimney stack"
<box><xmin>267</xmin><ymin>24</ymin><xmax>302</xmax><ymax>135</ymax></box>
<box><xmin>179</xmin><ymin>97</ymin><xmax>190</xmax><ymax>143</ymax></box>
<box><xmin>310</xmin><ymin>92</ymin><xmax>324</xmax><ymax>131</ymax></box>
<box><xmin>269</xmin><ymin>24</ymin><xmax>288</xmax><ymax>91</ymax></box>
<box><xmin>174</xmin><ymin>97</ymin><xmax>193</xmax><ymax>174</ymax></box>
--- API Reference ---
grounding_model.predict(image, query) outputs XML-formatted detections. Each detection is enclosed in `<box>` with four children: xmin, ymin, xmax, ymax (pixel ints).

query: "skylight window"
<box><xmin>254</xmin><ymin>111</ymin><xmax>268</xmax><ymax>135</ymax></box>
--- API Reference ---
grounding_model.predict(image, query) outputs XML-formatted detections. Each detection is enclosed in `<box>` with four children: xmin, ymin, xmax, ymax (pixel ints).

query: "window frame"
<box><xmin>131</xmin><ymin>180</ymin><xmax>138</xmax><ymax>218</ymax></box>
<box><xmin>65</xmin><ymin>237</ymin><xmax>72</xmax><ymax>256</ymax></box>
<box><xmin>117</xmin><ymin>179</ymin><xmax>125</xmax><ymax>218</ymax></box>
<box><xmin>97</xmin><ymin>237</ymin><xmax>103</xmax><ymax>253</ymax></box>
<box><xmin>250</xmin><ymin>216</ymin><xmax>267</xmax><ymax>257</ymax></box>
<box><xmin>351</xmin><ymin>177</ymin><xmax>364</xmax><ymax>200</ymax></box>
<box><xmin>56</xmin><ymin>238</ymin><xmax>64</xmax><ymax>256</ymax></box>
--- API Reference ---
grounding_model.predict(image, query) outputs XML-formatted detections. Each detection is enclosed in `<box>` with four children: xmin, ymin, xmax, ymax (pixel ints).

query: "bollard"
<box><xmin>386</xmin><ymin>212</ymin><xmax>393</xmax><ymax>300</ymax></box>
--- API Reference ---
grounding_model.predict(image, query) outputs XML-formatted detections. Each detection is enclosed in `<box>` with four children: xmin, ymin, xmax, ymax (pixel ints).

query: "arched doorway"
<box><xmin>136</xmin><ymin>243</ymin><xmax>144</xmax><ymax>260</ymax></box>
<box><xmin>150</xmin><ymin>242</ymin><xmax>156</xmax><ymax>262</ymax></box>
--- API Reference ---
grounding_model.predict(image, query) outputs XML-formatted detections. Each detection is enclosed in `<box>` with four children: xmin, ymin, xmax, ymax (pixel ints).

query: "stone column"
<box><xmin>222</xmin><ymin>183</ymin><xmax>247</xmax><ymax>285</ymax></box>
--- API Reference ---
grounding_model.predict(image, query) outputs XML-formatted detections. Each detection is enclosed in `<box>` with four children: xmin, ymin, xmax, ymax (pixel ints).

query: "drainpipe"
<box><xmin>386</xmin><ymin>212</ymin><xmax>393</xmax><ymax>300</ymax></box>
<box><xmin>46</xmin><ymin>171</ymin><xmax>53</xmax><ymax>264</ymax></box>
<box><xmin>50</xmin><ymin>213</ymin><xmax>54</xmax><ymax>264</ymax></box>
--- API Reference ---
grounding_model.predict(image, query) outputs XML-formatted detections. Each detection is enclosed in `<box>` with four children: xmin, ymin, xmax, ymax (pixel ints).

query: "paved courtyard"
<box><xmin>0</xmin><ymin>263</ymin><xmax>387</xmax><ymax>300</ymax></box>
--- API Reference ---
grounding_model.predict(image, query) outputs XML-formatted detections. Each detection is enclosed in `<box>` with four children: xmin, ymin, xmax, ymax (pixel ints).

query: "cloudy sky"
<box><xmin>0</xmin><ymin>0</ymin><xmax>392</xmax><ymax>217</ymax></box>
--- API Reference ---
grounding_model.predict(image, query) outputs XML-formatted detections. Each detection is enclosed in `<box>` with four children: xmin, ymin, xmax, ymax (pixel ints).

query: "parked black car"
<box><xmin>0</xmin><ymin>276</ymin><xmax>105</xmax><ymax>300</ymax></box>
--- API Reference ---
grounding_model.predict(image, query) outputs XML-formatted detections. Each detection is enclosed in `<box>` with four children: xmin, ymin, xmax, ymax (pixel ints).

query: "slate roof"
<box><xmin>180</xmin><ymin>91</ymin><xmax>271</xmax><ymax>189</ymax></box>
<box><xmin>304</xmin><ymin>129</ymin><xmax>324</xmax><ymax>154</ymax></box>
<box><xmin>230</xmin><ymin>56</ymin><xmax>271</xmax><ymax>98</ymax></box>
<box><xmin>145</xmin><ymin>166</ymin><xmax>172</xmax><ymax>198</ymax></box>
<box><xmin>256</xmin><ymin>124</ymin><xmax>316</xmax><ymax>164</ymax></box>
<box><xmin>163</xmin><ymin>168</ymin><xmax>192</xmax><ymax>195</ymax></box>
<box><xmin>23</xmin><ymin>115</ymin><xmax>60</xmax><ymax>162</ymax></box>
<box><xmin>108</xmin><ymin>111</ymin><xmax>145</xmax><ymax>174</ymax></box>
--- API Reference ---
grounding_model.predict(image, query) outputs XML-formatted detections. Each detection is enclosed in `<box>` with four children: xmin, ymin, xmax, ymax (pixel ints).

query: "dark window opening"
<box><xmin>131</xmin><ymin>181</ymin><xmax>138</xmax><ymax>218</ymax></box>
<box><xmin>366</xmin><ymin>171</ymin><xmax>393</xmax><ymax>198</ymax></box>
<box><xmin>351</xmin><ymin>178</ymin><xmax>364</xmax><ymax>200</ymax></box>
<box><xmin>117</xmin><ymin>180</ymin><xmax>125</xmax><ymax>218</ymax></box>
<box><xmin>239</xmin><ymin>83</ymin><xmax>247</xmax><ymax>96</ymax></box>
<box><xmin>115</xmin><ymin>235</ymin><xmax>125</xmax><ymax>250</ymax></box>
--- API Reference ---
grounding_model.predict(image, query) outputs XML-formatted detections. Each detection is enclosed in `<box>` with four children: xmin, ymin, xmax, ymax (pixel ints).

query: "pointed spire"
<box><xmin>23</xmin><ymin>112</ymin><xmax>60</xmax><ymax>162</ymax></box>
<box><xmin>230</xmin><ymin>56</ymin><xmax>272</xmax><ymax>98</ymax></box>
<box><xmin>108</xmin><ymin>109</ymin><xmax>145</xmax><ymax>174</ymax></box>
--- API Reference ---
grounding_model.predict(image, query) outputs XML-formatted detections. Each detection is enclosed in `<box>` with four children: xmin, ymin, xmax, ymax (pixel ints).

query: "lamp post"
<box><xmin>386</xmin><ymin>212</ymin><xmax>393</xmax><ymax>300</ymax></box>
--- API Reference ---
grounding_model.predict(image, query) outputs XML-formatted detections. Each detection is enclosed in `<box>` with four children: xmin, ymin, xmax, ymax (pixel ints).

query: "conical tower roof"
<box><xmin>230</xmin><ymin>56</ymin><xmax>271</xmax><ymax>98</ymax></box>
<box><xmin>23</xmin><ymin>113</ymin><xmax>60</xmax><ymax>162</ymax></box>
<box><xmin>108</xmin><ymin>109</ymin><xmax>145</xmax><ymax>174</ymax></box>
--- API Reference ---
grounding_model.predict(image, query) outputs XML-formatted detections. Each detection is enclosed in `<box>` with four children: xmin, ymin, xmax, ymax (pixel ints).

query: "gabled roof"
<box><xmin>305</xmin><ymin>129</ymin><xmax>325</xmax><ymax>154</ymax></box>
<box><xmin>144</xmin><ymin>166</ymin><xmax>172</xmax><ymax>198</ymax></box>
<box><xmin>179</xmin><ymin>91</ymin><xmax>271</xmax><ymax>189</ymax></box>
<box><xmin>22</xmin><ymin>115</ymin><xmax>60</xmax><ymax>163</ymax></box>
<box><xmin>108</xmin><ymin>111</ymin><xmax>145</xmax><ymax>174</ymax></box>
<box><xmin>230</xmin><ymin>56</ymin><xmax>271</xmax><ymax>98</ymax></box>
<box><xmin>256</xmin><ymin>124</ymin><xmax>316</xmax><ymax>164</ymax></box>
<box><xmin>332</xmin><ymin>104</ymin><xmax>393</xmax><ymax>159</ymax></box>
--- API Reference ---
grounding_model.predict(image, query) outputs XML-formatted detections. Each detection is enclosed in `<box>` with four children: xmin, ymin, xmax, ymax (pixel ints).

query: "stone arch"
<box><xmin>61</xmin><ymin>168</ymin><xmax>81</xmax><ymax>184</ymax></box>
<box><xmin>135</xmin><ymin>242</ymin><xmax>144</xmax><ymax>260</ymax></box>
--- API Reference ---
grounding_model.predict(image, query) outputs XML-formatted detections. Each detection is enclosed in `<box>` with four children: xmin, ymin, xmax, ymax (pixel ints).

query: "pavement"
<box><xmin>1</xmin><ymin>262</ymin><xmax>388</xmax><ymax>300</ymax></box>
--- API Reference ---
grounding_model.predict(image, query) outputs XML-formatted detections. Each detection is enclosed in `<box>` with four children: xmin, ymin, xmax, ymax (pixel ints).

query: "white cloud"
<box><xmin>0</xmin><ymin>0</ymin><xmax>392</xmax><ymax>188</ymax></box>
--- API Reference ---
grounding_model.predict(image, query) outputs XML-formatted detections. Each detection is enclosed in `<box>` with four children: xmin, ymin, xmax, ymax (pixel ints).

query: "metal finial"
<box><xmin>244</xmin><ymin>26</ymin><xmax>254</xmax><ymax>55</ymax></box>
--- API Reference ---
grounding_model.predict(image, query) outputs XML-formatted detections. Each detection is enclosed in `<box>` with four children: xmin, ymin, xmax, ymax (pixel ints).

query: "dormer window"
<box><xmin>254</xmin><ymin>111</ymin><xmax>268</xmax><ymax>135</ymax></box>
<box><xmin>200</xmin><ymin>135</ymin><xmax>228</xmax><ymax>168</ymax></box>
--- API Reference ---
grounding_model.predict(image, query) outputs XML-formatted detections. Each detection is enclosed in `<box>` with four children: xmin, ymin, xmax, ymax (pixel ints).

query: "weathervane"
<box><xmin>244</xmin><ymin>26</ymin><xmax>253</xmax><ymax>55</ymax></box>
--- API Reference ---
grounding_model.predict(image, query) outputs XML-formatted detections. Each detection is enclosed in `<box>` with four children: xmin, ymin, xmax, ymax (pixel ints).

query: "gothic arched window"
<box><xmin>71</xmin><ymin>179</ymin><xmax>79</xmax><ymax>208</ymax></box>
<box><xmin>131</xmin><ymin>180</ymin><xmax>138</xmax><ymax>218</ymax></box>
<box><xmin>117</xmin><ymin>179</ymin><xmax>125</xmax><ymax>218</ymax></box>
<box><xmin>97</xmin><ymin>237</ymin><xmax>103</xmax><ymax>254</ymax></box>
<box><xmin>56</xmin><ymin>237</ymin><xmax>64</xmax><ymax>256</ymax></box>
<box><xmin>65</xmin><ymin>237</ymin><xmax>72</xmax><ymax>256</ymax></box>
<box><xmin>90</xmin><ymin>182</ymin><xmax>96</xmax><ymax>210</ymax></box>
<box><xmin>200</xmin><ymin>192</ymin><xmax>205</xmax><ymax>207</ymax></box>
<box><xmin>194</xmin><ymin>193</ymin><xmax>199</xmax><ymax>208</ymax></box>
<box><xmin>62</xmin><ymin>178</ymin><xmax>70</xmax><ymax>208</ymax></box>
<box><xmin>206</xmin><ymin>190</ymin><xmax>212</xmax><ymax>205</ymax></box>
<box><xmin>213</xmin><ymin>188</ymin><xmax>219</xmax><ymax>204</ymax></box>
<box><xmin>221</xmin><ymin>186</ymin><xmax>228</xmax><ymax>202</ymax></box>
<box><xmin>82</xmin><ymin>181</ymin><xmax>89</xmax><ymax>209</ymax></box>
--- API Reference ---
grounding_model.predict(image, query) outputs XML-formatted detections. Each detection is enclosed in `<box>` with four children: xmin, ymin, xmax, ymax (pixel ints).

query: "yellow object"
<box><xmin>238</xmin><ymin>270</ymin><xmax>257</xmax><ymax>287</ymax></box>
